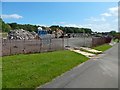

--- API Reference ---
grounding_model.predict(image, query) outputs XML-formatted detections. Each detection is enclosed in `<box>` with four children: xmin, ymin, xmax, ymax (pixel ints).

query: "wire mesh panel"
<box><xmin>41</xmin><ymin>38</ymin><xmax>51</xmax><ymax>52</ymax></box>
<box><xmin>2</xmin><ymin>38</ymin><xmax>64</xmax><ymax>56</ymax></box>
<box><xmin>64</xmin><ymin>37</ymin><xmax>92</xmax><ymax>48</ymax></box>
<box><xmin>24</xmin><ymin>40</ymin><xmax>41</xmax><ymax>53</ymax></box>
<box><xmin>2</xmin><ymin>39</ymin><xmax>11</xmax><ymax>56</ymax></box>
<box><xmin>92</xmin><ymin>37</ymin><xmax>112</xmax><ymax>47</ymax></box>
<box><xmin>51</xmin><ymin>38</ymin><xmax>64</xmax><ymax>51</ymax></box>
<box><xmin>2</xmin><ymin>36</ymin><xmax>97</xmax><ymax>56</ymax></box>
<box><xmin>10</xmin><ymin>40</ymin><xmax>24</xmax><ymax>55</ymax></box>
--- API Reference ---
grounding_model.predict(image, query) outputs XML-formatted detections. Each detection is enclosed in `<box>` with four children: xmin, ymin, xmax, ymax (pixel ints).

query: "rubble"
<box><xmin>8</xmin><ymin>29</ymin><xmax>39</xmax><ymax>40</ymax></box>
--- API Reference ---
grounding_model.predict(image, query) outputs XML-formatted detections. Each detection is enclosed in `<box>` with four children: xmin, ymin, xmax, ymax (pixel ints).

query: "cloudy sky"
<box><xmin>1</xmin><ymin>2</ymin><xmax>118</xmax><ymax>32</ymax></box>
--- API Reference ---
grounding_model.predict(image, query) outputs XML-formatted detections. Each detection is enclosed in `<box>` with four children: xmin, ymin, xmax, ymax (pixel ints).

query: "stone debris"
<box><xmin>8</xmin><ymin>29</ymin><xmax>39</xmax><ymax>40</ymax></box>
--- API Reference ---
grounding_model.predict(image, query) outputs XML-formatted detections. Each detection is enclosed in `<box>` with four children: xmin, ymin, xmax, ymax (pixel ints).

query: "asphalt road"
<box><xmin>38</xmin><ymin>44</ymin><xmax>118</xmax><ymax>88</ymax></box>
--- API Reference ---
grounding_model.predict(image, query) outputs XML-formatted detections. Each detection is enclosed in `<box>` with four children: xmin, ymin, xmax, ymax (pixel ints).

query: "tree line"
<box><xmin>1</xmin><ymin>18</ymin><xmax>93</xmax><ymax>34</ymax></box>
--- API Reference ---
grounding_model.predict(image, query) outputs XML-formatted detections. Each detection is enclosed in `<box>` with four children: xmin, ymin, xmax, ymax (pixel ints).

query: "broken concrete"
<box><xmin>80</xmin><ymin>47</ymin><xmax>102</xmax><ymax>54</ymax></box>
<box><xmin>68</xmin><ymin>48</ymin><xmax>95</xmax><ymax>58</ymax></box>
<box><xmin>8</xmin><ymin>29</ymin><xmax>39</xmax><ymax>40</ymax></box>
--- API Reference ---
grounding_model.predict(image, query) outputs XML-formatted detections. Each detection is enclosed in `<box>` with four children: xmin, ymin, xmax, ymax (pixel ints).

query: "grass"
<box><xmin>113</xmin><ymin>39</ymin><xmax>119</xmax><ymax>43</ymax></box>
<box><xmin>93</xmin><ymin>44</ymin><xmax>112</xmax><ymax>52</ymax></box>
<box><xmin>2</xmin><ymin>50</ymin><xmax>89</xmax><ymax>88</ymax></box>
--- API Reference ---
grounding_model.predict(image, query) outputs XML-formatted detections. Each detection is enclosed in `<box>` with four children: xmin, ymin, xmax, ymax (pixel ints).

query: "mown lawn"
<box><xmin>93</xmin><ymin>44</ymin><xmax>112</xmax><ymax>52</ymax></box>
<box><xmin>2</xmin><ymin>50</ymin><xmax>89</xmax><ymax>88</ymax></box>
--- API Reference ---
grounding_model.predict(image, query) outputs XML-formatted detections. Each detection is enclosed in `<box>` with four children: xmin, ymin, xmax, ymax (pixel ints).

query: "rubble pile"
<box><xmin>8</xmin><ymin>29</ymin><xmax>39</xmax><ymax>40</ymax></box>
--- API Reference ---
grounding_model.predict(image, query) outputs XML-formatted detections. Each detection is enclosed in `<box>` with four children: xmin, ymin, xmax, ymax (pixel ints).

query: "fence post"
<box><xmin>23</xmin><ymin>39</ymin><xmax>26</xmax><ymax>54</ymax></box>
<box><xmin>39</xmin><ymin>38</ymin><xmax>42</xmax><ymax>53</ymax></box>
<box><xmin>62</xmin><ymin>38</ymin><xmax>64</xmax><ymax>50</ymax></box>
<box><xmin>9</xmin><ymin>39</ymin><xmax>11</xmax><ymax>55</ymax></box>
<box><xmin>67</xmin><ymin>37</ymin><xmax>69</xmax><ymax>47</ymax></box>
<box><xmin>49</xmin><ymin>38</ymin><xmax>51</xmax><ymax>51</ymax></box>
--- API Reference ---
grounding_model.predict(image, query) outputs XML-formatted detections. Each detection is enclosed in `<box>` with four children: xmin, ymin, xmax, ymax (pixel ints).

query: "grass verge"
<box><xmin>113</xmin><ymin>39</ymin><xmax>119</xmax><ymax>43</ymax></box>
<box><xmin>93</xmin><ymin>44</ymin><xmax>112</xmax><ymax>52</ymax></box>
<box><xmin>2</xmin><ymin>50</ymin><xmax>89</xmax><ymax>88</ymax></box>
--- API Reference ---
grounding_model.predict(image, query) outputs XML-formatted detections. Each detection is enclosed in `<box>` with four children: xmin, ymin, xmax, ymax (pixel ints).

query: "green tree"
<box><xmin>109</xmin><ymin>31</ymin><xmax>117</xmax><ymax>36</ymax></box>
<box><xmin>0</xmin><ymin>18</ymin><xmax>11</xmax><ymax>32</ymax></box>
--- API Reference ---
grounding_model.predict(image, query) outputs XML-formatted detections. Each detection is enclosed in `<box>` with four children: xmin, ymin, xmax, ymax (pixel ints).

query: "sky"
<box><xmin>1</xmin><ymin>2</ymin><xmax>118</xmax><ymax>32</ymax></box>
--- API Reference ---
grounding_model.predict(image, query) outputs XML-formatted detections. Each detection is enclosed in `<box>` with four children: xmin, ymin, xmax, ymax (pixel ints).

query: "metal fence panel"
<box><xmin>2</xmin><ymin>38</ymin><xmax>64</xmax><ymax>56</ymax></box>
<box><xmin>64</xmin><ymin>37</ymin><xmax>92</xmax><ymax>48</ymax></box>
<box><xmin>2</xmin><ymin>36</ymin><xmax>111</xmax><ymax>56</ymax></box>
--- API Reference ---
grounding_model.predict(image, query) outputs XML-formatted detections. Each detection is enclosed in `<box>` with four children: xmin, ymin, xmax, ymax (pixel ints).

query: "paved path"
<box><xmin>38</xmin><ymin>44</ymin><xmax>118</xmax><ymax>88</ymax></box>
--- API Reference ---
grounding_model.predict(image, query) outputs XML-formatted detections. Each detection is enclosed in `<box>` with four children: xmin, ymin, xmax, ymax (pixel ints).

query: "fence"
<box><xmin>1</xmin><ymin>36</ymin><xmax>112</xmax><ymax>56</ymax></box>
<box><xmin>92</xmin><ymin>37</ymin><xmax>112</xmax><ymax>47</ymax></box>
<box><xmin>64</xmin><ymin>37</ymin><xmax>92</xmax><ymax>48</ymax></box>
<box><xmin>2</xmin><ymin>38</ymin><xmax>64</xmax><ymax>56</ymax></box>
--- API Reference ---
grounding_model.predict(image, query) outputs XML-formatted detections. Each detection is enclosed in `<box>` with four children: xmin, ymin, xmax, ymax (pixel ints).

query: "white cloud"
<box><xmin>82</xmin><ymin>23</ymin><xmax>118</xmax><ymax>32</ymax></box>
<box><xmin>63</xmin><ymin>6</ymin><xmax>118</xmax><ymax>32</ymax></box>
<box><xmin>109</xmin><ymin>6</ymin><xmax>118</xmax><ymax>16</ymax></box>
<box><xmin>62</xmin><ymin>22</ymin><xmax>117</xmax><ymax>32</ymax></box>
<box><xmin>86</xmin><ymin>17</ymin><xmax>106</xmax><ymax>22</ymax></box>
<box><xmin>101</xmin><ymin>13</ymin><xmax>111</xmax><ymax>17</ymax></box>
<box><xmin>109</xmin><ymin>7</ymin><xmax>118</xmax><ymax>13</ymax></box>
<box><xmin>64</xmin><ymin>24</ymin><xmax>82</xmax><ymax>28</ymax></box>
<box><xmin>83</xmin><ymin>6</ymin><xmax>118</xmax><ymax>32</ymax></box>
<box><xmin>1</xmin><ymin>14</ymin><xmax>23</xmax><ymax>19</ymax></box>
<box><xmin>52</xmin><ymin>21</ymin><xmax>66</xmax><ymax>25</ymax></box>
<box><xmin>35</xmin><ymin>24</ymin><xmax>49</xmax><ymax>27</ymax></box>
<box><xmin>101</xmin><ymin>17</ymin><xmax>106</xmax><ymax>21</ymax></box>
<box><xmin>101</xmin><ymin>6</ymin><xmax>118</xmax><ymax>17</ymax></box>
<box><xmin>62</xmin><ymin>6</ymin><xmax>118</xmax><ymax>32</ymax></box>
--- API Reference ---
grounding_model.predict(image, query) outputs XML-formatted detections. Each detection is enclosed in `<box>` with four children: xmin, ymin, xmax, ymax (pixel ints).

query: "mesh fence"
<box><xmin>2</xmin><ymin>38</ymin><xmax>64</xmax><ymax>56</ymax></box>
<box><xmin>64</xmin><ymin>37</ymin><xmax>92</xmax><ymax>48</ymax></box>
<box><xmin>1</xmin><ymin>36</ymin><xmax>112</xmax><ymax>56</ymax></box>
<box><xmin>92</xmin><ymin>37</ymin><xmax>112</xmax><ymax>47</ymax></box>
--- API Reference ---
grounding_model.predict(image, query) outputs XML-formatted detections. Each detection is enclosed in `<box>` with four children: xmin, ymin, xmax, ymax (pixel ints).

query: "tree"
<box><xmin>8</xmin><ymin>23</ymin><xmax>18</xmax><ymax>29</ymax></box>
<box><xmin>109</xmin><ymin>31</ymin><xmax>117</xmax><ymax>36</ymax></box>
<box><xmin>0</xmin><ymin>18</ymin><xmax>11</xmax><ymax>32</ymax></box>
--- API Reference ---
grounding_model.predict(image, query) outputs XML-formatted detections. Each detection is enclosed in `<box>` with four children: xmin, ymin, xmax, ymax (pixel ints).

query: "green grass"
<box><xmin>2</xmin><ymin>50</ymin><xmax>89</xmax><ymax>88</ymax></box>
<box><xmin>93</xmin><ymin>44</ymin><xmax>112</xmax><ymax>52</ymax></box>
<box><xmin>113</xmin><ymin>39</ymin><xmax>119</xmax><ymax>43</ymax></box>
